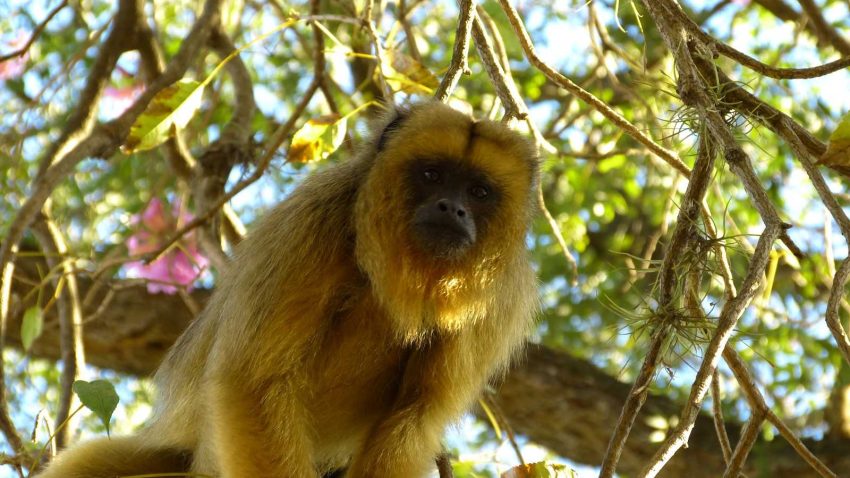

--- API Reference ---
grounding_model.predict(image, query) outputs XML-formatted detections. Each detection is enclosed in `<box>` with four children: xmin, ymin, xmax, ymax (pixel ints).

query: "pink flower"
<box><xmin>0</xmin><ymin>32</ymin><xmax>29</xmax><ymax>81</ymax></box>
<box><xmin>124</xmin><ymin>198</ymin><xmax>208</xmax><ymax>294</ymax></box>
<box><xmin>102</xmin><ymin>84</ymin><xmax>144</xmax><ymax>118</ymax></box>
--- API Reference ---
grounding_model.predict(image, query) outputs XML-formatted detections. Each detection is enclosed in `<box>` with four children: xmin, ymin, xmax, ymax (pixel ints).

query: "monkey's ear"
<box><xmin>376</xmin><ymin>107</ymin><xmax>411</xmax><ymax>152</ymax></box>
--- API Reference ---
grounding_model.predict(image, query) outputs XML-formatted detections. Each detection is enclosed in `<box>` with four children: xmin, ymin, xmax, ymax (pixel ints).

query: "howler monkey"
<box><xmin>38</xmin><ymin>101</ymin><xmax>539</xmax><ymax>477</ymax></box>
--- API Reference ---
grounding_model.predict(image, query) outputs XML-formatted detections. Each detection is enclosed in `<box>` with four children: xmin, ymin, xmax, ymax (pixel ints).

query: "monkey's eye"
<box><xmin>470</xmin><ymin>185</ymin><xmax>489</xmax><ymax>199</ymax></box>
<box><xmin>423</xmin><ymin>169</ymin><xmax>440</xmax><ymax>182</ymax></box>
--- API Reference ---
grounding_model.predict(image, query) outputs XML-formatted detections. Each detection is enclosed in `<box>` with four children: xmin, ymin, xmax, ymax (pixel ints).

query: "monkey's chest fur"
<box><xmin>307</xmin><ymin>292</ymin><xmax>412</xmax><ymax>463</ymax></box>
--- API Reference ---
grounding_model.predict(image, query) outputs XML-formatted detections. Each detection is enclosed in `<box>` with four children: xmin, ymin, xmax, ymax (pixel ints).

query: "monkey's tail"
<box><xmin>35</xmin><ymin>435</ymin><xmax>192</xmax><ymax>478</ymax></box>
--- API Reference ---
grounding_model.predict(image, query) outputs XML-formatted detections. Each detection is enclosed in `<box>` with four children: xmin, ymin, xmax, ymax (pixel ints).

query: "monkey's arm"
<box><xmin>197</xmin><ymin>270</ymin><xmax>354</xmax><ymax>477</ymax></box>
<box><xmin>197</xmin><ymin>251</ymin><xmax>358</xmax><ymax>477</ymax></box>
<box><xmin>348</xmin><ymin>299</ymin><xmax>534</xmax><ymax>477</ymax></box>
<box><xmin>347</xmin><ymin>332</ymin><xmax>496</xmax><ymax>476</ymax></box>
<box><xmin>194</xmin><ymin>161</ymin><xmax>367</xmax><ymax>477</ymax></box>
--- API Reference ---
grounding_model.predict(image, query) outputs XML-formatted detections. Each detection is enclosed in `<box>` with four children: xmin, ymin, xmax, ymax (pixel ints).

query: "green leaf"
<box><xmin>598</xmin><ymin>154</ymin><xmax>627</xmax><ymax>174</ymax></box>
<box><xmin>20</xmin><ymin>306</ymin><xmax>43</xmax><ymax>351</ymax></box>
<box><xmin>121</xmin><ymin>79</ymin><xmax>205</xmax><ymax>154</ymax></box>
<box><xmin>73</xmin><ymin>380</ymin><xmax>119</xmax><ymax>437</ymax></box>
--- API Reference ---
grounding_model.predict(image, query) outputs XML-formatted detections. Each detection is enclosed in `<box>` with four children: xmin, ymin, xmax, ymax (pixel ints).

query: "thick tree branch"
<box><xmin>6</xmin><ymin>256</ymin><xmax>850</xmax><ymax>477</ymax></box>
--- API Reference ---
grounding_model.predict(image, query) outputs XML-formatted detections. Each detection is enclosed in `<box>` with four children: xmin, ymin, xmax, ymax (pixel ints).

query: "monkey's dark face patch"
<box><xmin>406</xmin><ymin>159</ymin><xmax>500</xmax><ymax>260</ymax></box>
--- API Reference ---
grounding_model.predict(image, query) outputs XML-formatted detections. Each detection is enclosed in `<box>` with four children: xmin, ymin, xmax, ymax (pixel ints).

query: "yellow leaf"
<box><xmin>288</xmin><ymin>114</ymin><xmax>347</xmax><ymax>163</ymax></box>
<box><xmin>383</xmin><ymin>48</ymin><xmax>439</xmax><ymax>94</ymax></box>
<box><xmin>501</xmin><ymin>462</ymin><xmax>577</xmax><ymax>478</ymax></box>
<box><xmin>121</xmin><ymin>79</ymin><xmax>204</xmax><ymax>154</ymax></box>
<box><xmin>819</xmin><ymin>112</ymin><xmax>850</xmax><ymax>176</ymax></box>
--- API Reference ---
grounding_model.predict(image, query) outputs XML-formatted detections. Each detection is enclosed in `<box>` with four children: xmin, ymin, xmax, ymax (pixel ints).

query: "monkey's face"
<box><xmin>407</xmin><ymin>159</ymin><xmax>499</xmax><ymax>260</ymax></box>
<box><xmin>354</xmin><ymin>102</ymin><xmax>538</xmax><ymax>325</ymax></box>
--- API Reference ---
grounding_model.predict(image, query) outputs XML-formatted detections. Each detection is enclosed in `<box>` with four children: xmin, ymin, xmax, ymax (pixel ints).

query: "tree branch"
<box><xmin>6</xmin><ymin>257</ymin><xmax>850</xmax><ymax>477</ymax></box>
<box><xmin>434</xmin><ymin>0</ymin><xmax>474</xmax><ymax>102</ymax></box>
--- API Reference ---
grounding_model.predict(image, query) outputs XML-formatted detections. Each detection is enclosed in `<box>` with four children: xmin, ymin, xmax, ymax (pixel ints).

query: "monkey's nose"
<box><xmin>436</xmin><ymin>199</ymin><xmax>467</xmax><ymax>218</ymax></box>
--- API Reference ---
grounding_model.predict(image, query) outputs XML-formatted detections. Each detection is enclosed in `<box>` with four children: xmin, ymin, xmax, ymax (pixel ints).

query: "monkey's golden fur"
<box><xmin>38</xmin><ymin>101</ymin><xmax>539</xmax><ymax>477</ymax></box>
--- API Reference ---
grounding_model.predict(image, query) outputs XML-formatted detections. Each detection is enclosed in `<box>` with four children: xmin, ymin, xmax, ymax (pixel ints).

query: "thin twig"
<box><xmin>434</xmin><ymin>0</ymin><xmax>474</xmax><ymax>102</ymax></box>
<box><xmin>710</xmin><ymin>371</ymin><xmax>734</xmax><ymax>465</ymax></box>
<box><xmin>362</xmin><ymin>0</ymin><xmax>393</xmax><ymax>101</ymax></box>
<box><xmin>397</xmin><ymin>0</ymin><xmax>423</xmax><ymax>63</ymax></box>
<box><xmin>477</xmin><ymin>8</ymin><xmax>510</xmax><ymax>75</ymax></box>
<box><xmin>722</xmin><ymin>408</ymin><xmax>766</xmax><ymax>478</ymax></box>
<box><xmin>0</xmin><ymin>0</ymin><xmax>69</xmax><ymax>63</ymax></box>
<box><xmin>31</xmin><ymin>211</ymin><xmax>86</xmax><ymax>449</ymax></box>
<box><xmin>483</xmin><ymin>394</ymin><xmax>526</xmax><ymax>467</ymax></box>
<box><xmin>470</xmin><ymin>11</ymin><xmax>526</xmax><ymax>120</ymax></box>
<box><xmin>663</xmin><ymin>0</ymin><xmax>850</xmax><ymax>79</ymax></box>
<box><xmin>796</xmin><ymin>0</ymin><xmax>850</xmax><ymax>55</ymax></box>
<box><xmin>537</xmin><ymin>186</ymin><xmax>579</xmax><ymax>286</ymax></box>
<box><xmin>776</xmin><ymin>120</ymin><xmax>850</xmax><ymax>366</ymax></box>
<box><xmin>599</xmin><ymin>332</ymin><xmax>665</xmax><ymax>478</ymax></box>
<box><xmin>495</xmin><ymin>0</ymin><xmax>691</xmax><ymax>176</ymax></box>
<box><xmin>723</xmin><ymin>349</ymin><xmax>836</xmax><ymax>477</ymax></box>
<box><xmin>436</xmin><ymin>452</ymin><xmax>454</xmax><ymax>478</ymax></box>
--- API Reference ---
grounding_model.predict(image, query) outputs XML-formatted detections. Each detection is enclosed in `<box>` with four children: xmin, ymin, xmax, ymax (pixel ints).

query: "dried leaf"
<box><xmin>501</xmin><ymin>462</ymin><xmax>577</xmax><ymax>478</ymax></box>
<box><xmin>383</xmin><ymin>48</ymin><xmax>439</xmax><ymax>94</ymax></box>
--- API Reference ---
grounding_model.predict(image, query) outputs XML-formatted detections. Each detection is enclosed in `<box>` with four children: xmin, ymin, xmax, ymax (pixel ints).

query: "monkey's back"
<box><xmin>142</xmin><ymin>154</ymin><xmax>377</xmax><ymax>448</ymax></box>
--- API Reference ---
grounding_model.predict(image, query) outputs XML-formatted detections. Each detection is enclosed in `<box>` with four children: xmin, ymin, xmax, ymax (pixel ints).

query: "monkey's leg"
<box><xmin>35</xmin><ymin>436</ymin><xmax>190</xmax><ymax>478</ymax></box>
<box><xmin>206</xmin><ymin>375</ymin><xmax>320</xmax><ymax>478</ymax></box>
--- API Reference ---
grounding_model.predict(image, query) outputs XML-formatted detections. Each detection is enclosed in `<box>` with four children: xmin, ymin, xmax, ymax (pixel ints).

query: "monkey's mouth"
<box><xmin>413</xmin><ymin>220</ymin><xmax>474</xmax><ymax>259</ymax></box>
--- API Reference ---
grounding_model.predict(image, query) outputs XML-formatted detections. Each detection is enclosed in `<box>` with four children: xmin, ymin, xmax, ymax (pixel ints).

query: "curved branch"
<box><xmin>666</xmin><ymin>0</ymin><xmax>850</xmax><ymax>79</ymax></box>
<box><xmin>495</xmin><ymin>0</ymin><xmax>692</xmax><ymax>176</ymax></box>
<box><xmin>0</xmin><ymin>0</ymin><xmax>69</xmax><ymax>63</ymax></box>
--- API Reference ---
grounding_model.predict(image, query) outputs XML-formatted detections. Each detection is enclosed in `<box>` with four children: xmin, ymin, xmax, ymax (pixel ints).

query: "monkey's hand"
<box><xmin>346</xmin><ymin>406</ymin><xmax>438</xmax><ymax>478</ymax></box>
